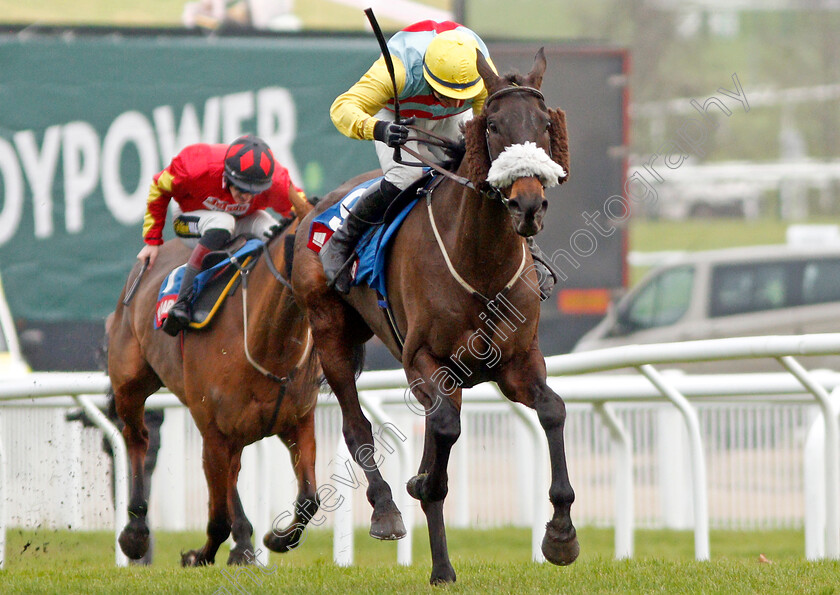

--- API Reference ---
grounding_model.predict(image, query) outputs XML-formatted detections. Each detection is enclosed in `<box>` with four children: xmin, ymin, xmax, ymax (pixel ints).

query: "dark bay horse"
<box><xmin>108</xmin><ymin>211</ymin><xmax>322</xmax><ymax>566</ymax></box>
<box><xmin>292</xmin><ymin>49</ymin><xmax>578</xmax><ymax>584</ymax></box>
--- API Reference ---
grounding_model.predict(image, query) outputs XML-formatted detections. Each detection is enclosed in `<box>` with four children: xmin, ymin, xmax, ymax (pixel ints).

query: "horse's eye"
<box><xmin>487</xmin><ymin>121</ymin><xmax>498</xmax><ymax>134</ymax></box>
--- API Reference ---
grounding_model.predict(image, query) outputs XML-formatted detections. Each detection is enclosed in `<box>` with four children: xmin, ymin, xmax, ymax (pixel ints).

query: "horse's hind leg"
<box><xmin>309</xmin><ymin>308</ymin><xmax>405</xmax><ymax>540</ymax></box>
<box><xmin>404</xmin><ymin>355</ymin><xmax>462</xmax><ymax>585</ymax></box>
<box><xmin>265</xmin><ymin>406</ymin><xmax>319</xmax><ymax>553</ymax></box>
<box><xmin>182</xmin><ymin>425</ymin><xmax>234</xmax><ymax>566</ymax></box>
<box><xmin>498</xmin><ymin>353</ymin><xmax>579</xmax><ymax>566</ymax></box>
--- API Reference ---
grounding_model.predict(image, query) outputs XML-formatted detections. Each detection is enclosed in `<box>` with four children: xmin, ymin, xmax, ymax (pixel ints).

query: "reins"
<box><xmin>392</xmin><ymin>84</ymin><xmax>549</xmax><ymax>305</ymax></box>
<box><xmin>260</xmin><ymin>241</ymin><xmax>294</xmax><ymax>290</ymax></box>
<box><xmin>237</xmin><ymin>236</ymin><xmax>315</xmax><ymax>437</ymax></box>
<box><xmin>398</xmin><ymin>128</ymin><xmax>476</xmax><ymax>190</ymax></box>
<box><xmin>237</xmin><ymin>231</ymin><xmax>310</xmax><ymax>386</ymax></box>
<box><xmin>397</xmin><ymin>85</ymin><xmax>549</xmax><ymax>206</ymax></box>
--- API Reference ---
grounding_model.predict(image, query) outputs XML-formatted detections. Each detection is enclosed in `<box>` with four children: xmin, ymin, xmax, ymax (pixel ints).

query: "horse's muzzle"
<box><xmin>506</xmin><ymin>177</ymin><xmax>548</xmax><ymax>237</ymax></box>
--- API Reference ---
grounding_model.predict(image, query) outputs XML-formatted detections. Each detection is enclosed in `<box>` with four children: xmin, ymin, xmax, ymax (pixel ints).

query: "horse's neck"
<box><xmin>437</xmin><ymin>181</ymin><xmax>522</xmax><ymax>270</ymax></box>
<box><xmin>246</xmin><ymin>241</ymin><xmax>298</xmax><ymax>347</ymax></box>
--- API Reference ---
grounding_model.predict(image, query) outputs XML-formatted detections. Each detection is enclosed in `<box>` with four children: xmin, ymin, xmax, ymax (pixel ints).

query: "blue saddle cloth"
<box><xmin>307</xmin><ymin>177</ymin><xmax>420</xmax><ymax>299</ymax></box>
<box><xmin>154</xmin><ymin>238</ymin><xmax>265</xmax><ymax>329</ymax></box>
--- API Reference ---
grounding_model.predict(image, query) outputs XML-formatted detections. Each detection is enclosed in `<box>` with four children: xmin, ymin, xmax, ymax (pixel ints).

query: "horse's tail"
<box><xmin>100</xmin><ymin>312</ymin><xmax>119</xmax><ymax>419</ymax></box>
<box><xmin>99</xmin><ymin>312</ymin><xmax>115</xmax><ymax>374</ymax></box>
<box><xmin>350</xmin><ymin>342</ymin><xmax>366</xmax><ymax>380</ymax></box>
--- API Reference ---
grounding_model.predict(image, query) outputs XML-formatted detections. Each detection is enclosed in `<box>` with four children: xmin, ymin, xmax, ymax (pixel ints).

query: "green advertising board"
<box><xmin>0</xmin><ymin>32</ymin><xmax>383</xmax><ymax>321</ymax></box>
<box><xmin>1</xmin><ymin>31</ymin><xmax>626</xmax><ymax>365</ymax></box>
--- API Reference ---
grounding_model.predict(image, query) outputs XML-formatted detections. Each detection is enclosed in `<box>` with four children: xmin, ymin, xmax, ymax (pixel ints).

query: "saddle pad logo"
<box><xmin>307</xmin><ymin>223</ymin><xmax>332</xmax><ymax>253</ymax></box>
<box><xmin>154</xmin><ymin>295</ymin><xmax>177</xmax><ymax>328</ymax></box>
<box><xmin>306</xmin><ymin>183</ymin><xmax>370</xmax><ymax>254</ymax></box>
<box><xmin>312</xmin><ymin>230</ymin><xmax>328</xmax><ymax>248</ymax></box>
<box><xmin>306</xmin><ymin>176</ymin><xmax>420</xmax><ymax>298</ymax></box>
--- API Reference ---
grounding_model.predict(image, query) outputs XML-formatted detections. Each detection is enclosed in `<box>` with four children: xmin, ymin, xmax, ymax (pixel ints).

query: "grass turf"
<box><xmin>2</xmin><ymin>526</ymin><xmax>839</xmax><ymax>593</ymax></box>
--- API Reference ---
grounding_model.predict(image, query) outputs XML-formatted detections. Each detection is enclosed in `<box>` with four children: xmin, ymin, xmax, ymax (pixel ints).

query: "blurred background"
<box><xmin>1</xmin><ymin>0</ymin><xmax>839</xmax><ymax>369</ymax></box>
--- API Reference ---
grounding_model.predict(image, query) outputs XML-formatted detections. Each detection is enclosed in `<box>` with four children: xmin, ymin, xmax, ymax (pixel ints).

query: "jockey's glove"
<box><xmin>373</xmin><ymin>117</ymin><xmax>415</xmax><ymax>148</ymax></box>
<box><xmin>264</xmin><ymin>216</ymin><xmax>294</xmax><ymax>240</ymax></box>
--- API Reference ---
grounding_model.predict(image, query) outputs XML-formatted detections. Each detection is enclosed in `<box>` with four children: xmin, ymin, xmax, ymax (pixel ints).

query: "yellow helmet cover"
<box><xmin>423</xmin><ymin>30</ymin><xmax>484</xmax><ymax>100</ymax></box>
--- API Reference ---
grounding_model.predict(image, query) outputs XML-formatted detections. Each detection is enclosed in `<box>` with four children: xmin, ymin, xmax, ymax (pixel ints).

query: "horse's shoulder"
<box><xmin>155</xmin><ymin>240</ymin><xmax>190</xmax><ymax>268</ymax></box>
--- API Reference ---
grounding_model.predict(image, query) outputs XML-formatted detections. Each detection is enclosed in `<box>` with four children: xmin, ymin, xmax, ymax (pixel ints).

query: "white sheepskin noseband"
<box><xmin>486</xmin><ymin>141</ymin><xmax>567</xmax><ymax>189</ymax></box>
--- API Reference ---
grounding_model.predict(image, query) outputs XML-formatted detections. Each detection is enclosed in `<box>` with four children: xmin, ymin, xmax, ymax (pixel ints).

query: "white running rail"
<box><xmin>2</xmin><ymin>333</ymin><xmax>840</xmax><ymax>569</ymax></box>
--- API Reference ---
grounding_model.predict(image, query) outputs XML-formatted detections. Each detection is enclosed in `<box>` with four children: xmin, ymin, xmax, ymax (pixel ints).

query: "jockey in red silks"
<box><xmin>138</xmin><ymin>135</ymin><xmax>307</xmax><ymax>335</ymax></box>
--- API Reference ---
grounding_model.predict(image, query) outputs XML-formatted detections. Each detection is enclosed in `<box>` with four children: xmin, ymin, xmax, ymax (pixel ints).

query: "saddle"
<box><xmin>307</xmin><ymin>172</ymin><xmax>438</xmax><ymax>298</ymax></box>
<box><xmin>154</xmin><ymin>231</ymin><xmax>295</xmax><ymax>331</ymax></box>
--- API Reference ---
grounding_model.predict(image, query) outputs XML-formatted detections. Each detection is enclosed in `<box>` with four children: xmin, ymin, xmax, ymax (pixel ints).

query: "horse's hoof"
<box><xmin>227</xmin><ymin>546</ymin><xmax>254</xmax><ymax>566</ymax></box>
<box><xmin>370</xmin><ymin>501</ymin><xmax>406</xmax><ymax>540</ymax></box>
<box><xmin>180</xmin><ymin>549</ymin><xmax>212</xmax><ymax>567</ymax></box>
<box><xmin>541</xmin><ymin>521</ymin><xmax>580</xmax><ymax>566</ymax></box>
<box><xmin>406</xmin><ymin>473</ymin><xmax>428</xmax><ymax>501</ymax></box>
<box><xmin>264</xmin><ymin>528</ymin><xmax>303</xmax><ymax>553</ymax></box>
<box><xmin>118</xmin><ymin>524</ymin><xmax>150</xmax><ymax>560</ymax></box>
<box><xmin>429</xmin><ymin>563</ymin><xmax>457</xmax><ymax>586</ymax></box>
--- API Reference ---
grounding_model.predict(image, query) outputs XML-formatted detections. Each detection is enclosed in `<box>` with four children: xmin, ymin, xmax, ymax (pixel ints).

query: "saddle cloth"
<box><xmin>154</xmin><ymin>238</ymin><xmax>265</xmax><ymax>330</ymax></box>
<box><xmin>306</xmin><ymin>175</ymin><xmax>426</xmax><ymax>298</ymax></box>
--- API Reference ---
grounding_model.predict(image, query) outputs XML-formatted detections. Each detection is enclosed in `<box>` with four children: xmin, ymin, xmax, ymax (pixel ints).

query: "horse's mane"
<box><xmin>461</xmin><ymin>72</ymin><xmax>570</xmax><ymax>191</ymax></box>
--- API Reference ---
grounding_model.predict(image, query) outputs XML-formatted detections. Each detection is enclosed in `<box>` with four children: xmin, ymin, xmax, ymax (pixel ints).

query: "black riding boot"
<box><xmin>527</xmin><ymin>237</ymin><xmax>558</xmax><ymax>302</ymax></box>
<box><xmin>161</xmin><ymin>263</ymin><xmax>199</xmax><ymax>336</ymax></box>
<box><xmin>320</xmin><ymin>179</ymin><xmax>401</xmax><ymax>294</ymax></box>
<box><xmin>161</xmin><ymin>229</ymin><xmax>231</xmax><ymax>336</ymax></box>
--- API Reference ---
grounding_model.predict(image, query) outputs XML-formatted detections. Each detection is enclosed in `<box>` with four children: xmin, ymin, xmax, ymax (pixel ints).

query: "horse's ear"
<box><xmin>476</xmin><ymin>49</ymin><xmax>502</xmax><ymax>93</ymax></box>
<box><xmin>526</xmin><ymin>47</ymin><xmax>547</xmax><ymax>90</ymax></box>
<box><xmin>462</xmin><ymin>113</ymin><xmax>492</xmax><ymax>189</ymax></box>
<box><xmin>549</xmin><ymin>107</ymin><xmax>570</xmax><ymax>185</ymax></box>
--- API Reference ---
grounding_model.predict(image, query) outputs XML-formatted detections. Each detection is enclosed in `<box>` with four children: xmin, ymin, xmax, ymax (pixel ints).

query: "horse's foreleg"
<box><xmin>412</xmin><ymin>399</ymin><xmax>461</xmax><ymax>585</ymax></box>
<box><xmin>224</xmin><ymin>450</ymin><xmax>256</xmax><ymax>566</ymax></box>
<box><xmin>533</xmin><ymin>385</ymin><xmax>579</xmax><ymax>564</ymax></box>
<box><xmin>405</xmin><ymin>358</ymin><xmax>461</xmax><ymax>585</ymax></box>
<box><xmin>265</xmin><ymin>407</ymin><xmax>319</xmax><ymax>553</ymax></box>
<box><xmin>499</xmin><ymin>358</ymin><xmax>579</xmax><ymax>566</ymax></box>
<box><xmin>114</xmin><ymin>389</ymin><xmax>151</xmax><ymax>561</ymax></box>
<box><xmin>314</xmin><ymin>333</ymin><xmax>405</xmax><ymax>540</ymax></box>
<box><xmin>182</xmin><ymin>427</ymin><xmax>232</xmax><ymax>566</ymax></box>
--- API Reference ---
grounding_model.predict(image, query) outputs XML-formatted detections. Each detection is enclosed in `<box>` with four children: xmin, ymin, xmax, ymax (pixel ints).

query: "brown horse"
<box><xmin>108</xmin><ymin>211</ymin><xmax>322</xmax><ymax>566</ymax></box>
<box><xmin>292</xmin><ymin>49</ymin><xmax>578</xmax><ymax>584</ymax></box>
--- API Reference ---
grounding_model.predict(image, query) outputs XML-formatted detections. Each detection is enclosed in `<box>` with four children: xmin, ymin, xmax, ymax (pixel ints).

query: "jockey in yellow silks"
<box><xmin>321</xmin><ymin>21</ymin><xmax>496</xmax><ymax>294</ymax></box>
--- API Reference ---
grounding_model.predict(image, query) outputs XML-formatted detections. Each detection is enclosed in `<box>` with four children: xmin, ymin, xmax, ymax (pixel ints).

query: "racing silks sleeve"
<box><xmin>329</xmin><ymin>56</ymin><xmax>408</xmax><ymax>141</ymax></box>
<box><xmin>141</xmin><ymin>170</ymin><xmax>175</xmax><ymax>246</ymax></box>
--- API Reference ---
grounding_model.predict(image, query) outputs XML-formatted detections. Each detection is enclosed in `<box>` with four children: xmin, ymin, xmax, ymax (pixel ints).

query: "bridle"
<box><xmin>483</xmin><ymin>84</ymin><xmax>548</xmax><ymax>165</ymax></box>
<box><xmin>484</xmin><ymin>84</ymin><xmax>545</xmax><ymax>107</ymax></box>
<box><xmin>399</xmin><ymin>84</ymin><xmax>551</xmax><ymax>207</ymax></box>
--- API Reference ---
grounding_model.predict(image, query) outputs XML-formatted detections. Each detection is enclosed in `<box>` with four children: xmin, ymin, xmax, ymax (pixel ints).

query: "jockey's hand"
<box><xmin>263</xmin><ymin>216</ymin><xmax>294</xmax><ymax>240</ymax></box>
<box><xmin>137</xmin><ymin>244</ymin><xmax>160</xmax><ymax>269</ymax></box>
<box><xmin>373</xmin><ymin>117</ymin><xmax>415</xmax><ymax>148</ymax></box>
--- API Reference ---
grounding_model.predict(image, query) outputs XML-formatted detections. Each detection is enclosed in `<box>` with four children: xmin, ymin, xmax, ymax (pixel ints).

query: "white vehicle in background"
<box><xmin>572</xmin><ymin>243</ymin><xmax>840</xmax><ymax>372</ymax></box>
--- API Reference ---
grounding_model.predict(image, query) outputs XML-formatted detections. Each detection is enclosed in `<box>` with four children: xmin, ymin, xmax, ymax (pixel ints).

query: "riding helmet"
<box><xmin>423</xmin><ymin>30</ymin><xmax>484</xmax><ymax>100</ymax></box>
<box><xmin>224</xmin><ymin>135</ymin><xmax>276</xmax><ymax>194</ymax></box>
